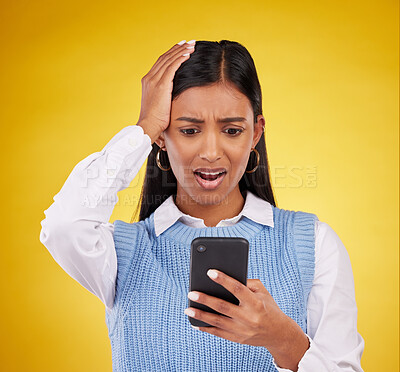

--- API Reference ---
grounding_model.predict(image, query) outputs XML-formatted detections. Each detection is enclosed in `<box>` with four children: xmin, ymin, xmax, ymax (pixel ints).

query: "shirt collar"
<box><xmin>154</xmin><ymin>190</ymin><xmax>274</xmax><ymax>237</ymax></box>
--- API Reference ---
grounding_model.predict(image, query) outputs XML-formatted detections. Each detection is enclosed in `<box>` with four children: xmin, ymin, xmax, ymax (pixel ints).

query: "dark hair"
<box><xmin>132</xmin><ymin>40</ymin><xmax>276</xmax><ymax>223</ymax></box>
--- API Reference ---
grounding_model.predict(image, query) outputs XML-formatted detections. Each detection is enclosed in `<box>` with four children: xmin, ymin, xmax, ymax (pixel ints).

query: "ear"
<box><xmin>252</xmin><ymin>115</ymin><xmax>266</xmax><ymax>148</ymax></box>
<box><xmin>154</xmin><ymin>131</ymin><xmax>166</xmax><ymax>149</ymax></box>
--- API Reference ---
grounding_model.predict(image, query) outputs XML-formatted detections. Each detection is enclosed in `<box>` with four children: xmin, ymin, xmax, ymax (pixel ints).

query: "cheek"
<box><xmin>229</xmin><ymin>146</ymin><xmax>250</xmax><ymax>166</ymax></box>
<box><xmin>165</xmin><ymin>142</ymin><xmax>194</xmax><ymax>177</ymax></box>
<box><xmin>224</xmin><ymin>150</ymin><xmax>250</xmax><ymax>182</ymax></box>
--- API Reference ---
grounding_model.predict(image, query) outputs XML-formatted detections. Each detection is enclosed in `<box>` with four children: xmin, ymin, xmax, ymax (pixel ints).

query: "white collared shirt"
<box><xmin>39</xmin><ymin>124</ymin><xmax>364</xmax><ymax>371</ymax></box>
<box><xmin>153</xmin><ymin>189</ymin><xmax>275</xmax><ymax>236</ymax></box>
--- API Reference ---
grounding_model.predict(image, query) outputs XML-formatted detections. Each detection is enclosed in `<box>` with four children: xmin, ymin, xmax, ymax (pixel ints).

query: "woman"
<box><xmin>39</xmin><ymin>39</ymin><xmax>365</xmax><ymax>371</ymax></box>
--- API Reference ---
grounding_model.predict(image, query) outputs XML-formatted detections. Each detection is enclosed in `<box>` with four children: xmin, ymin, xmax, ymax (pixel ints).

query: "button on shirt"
<box><xmin>39</xmin><ymin>124</ymin><xmax>365</xmax><ymax>372</ymax></box>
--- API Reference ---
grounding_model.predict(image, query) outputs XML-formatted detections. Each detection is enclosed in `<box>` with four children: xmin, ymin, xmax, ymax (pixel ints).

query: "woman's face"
<box><xmin>156</xmin><ymin>82</ymin><xmax>265</xmax><ymax>207</ymax></box>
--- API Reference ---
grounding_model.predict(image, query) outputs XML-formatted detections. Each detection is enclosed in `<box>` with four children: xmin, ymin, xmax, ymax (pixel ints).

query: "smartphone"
<box><xmin>188</xmin><ymin>236</ymin><xmax>249</xmax><ymax>327</ymax></box>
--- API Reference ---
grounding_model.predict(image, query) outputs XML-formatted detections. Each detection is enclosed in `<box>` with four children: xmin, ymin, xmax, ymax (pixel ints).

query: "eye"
<box><xmin>180</xmin><ymin>128</ymin><xmax>200</xmax><ymax>135</ymax></box>
<box><xmin>224</xmin><ymin>128</ymin><xmax>243</xmax><ymax>136</ymax></box>
<box><xmin>179</xmin><ymin>128</ymin><xmax>243</xmax><ymax>136</ymax></box>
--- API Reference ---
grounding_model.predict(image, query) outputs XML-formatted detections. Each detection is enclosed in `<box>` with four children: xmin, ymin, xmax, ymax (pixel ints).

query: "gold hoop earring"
<box><xmin>245</xmin><ymin>148</ymin><xmax>260</xmax><ymax>173</ymax></box>
<box><xmin>156</xmin><ymin>147</ymin><xmax>171</xmax><ymax>171</ymax></box>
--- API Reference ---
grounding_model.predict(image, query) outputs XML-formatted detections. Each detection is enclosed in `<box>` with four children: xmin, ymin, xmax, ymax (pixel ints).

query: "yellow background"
<box><xmin>0</xmin><ymin>0</ymin><xmax>398</xmax><ymax>370</ymax></box>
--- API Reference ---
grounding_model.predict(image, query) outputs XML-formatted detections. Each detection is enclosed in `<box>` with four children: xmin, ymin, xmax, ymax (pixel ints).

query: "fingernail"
<box><xmin>188</xmin><ymin>292</ymin><xmax>199</xmax><ymax>301</ymax></box>
<box><xmin>184</xmin><ymin>308</ymin><xmax>195</xmax><ymax>317</ymax></box>
<box><xmin>186</xmin><ymin>39</ymin><xmax>196</xmax><ymax>44</ymax></box>
<box><xmin>191</xmin><ymin>325</ymin><xmax>200</xmax><ymax>330</ymax></box>
<box><xmin>177</xmin><ymin>40</ymin><xmax>186</xmax><ymax>45</ymax></box>
<box><xmin>207</xmin><ymin>269</ymin><xmax>218</xmax><ymax>279</ymax></box>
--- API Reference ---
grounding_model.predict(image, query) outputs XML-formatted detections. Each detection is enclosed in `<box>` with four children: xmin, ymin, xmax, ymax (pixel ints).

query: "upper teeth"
<box><xmin>198</xmin><ymin>171</ymin><xmax>224</xmax><ymax>175</ymax></box>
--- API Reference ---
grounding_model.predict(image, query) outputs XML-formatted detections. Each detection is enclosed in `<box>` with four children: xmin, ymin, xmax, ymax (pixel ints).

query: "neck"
<box><xmin>174</xmin><ymin>188</ymin><xmax>246</xmax><ymax>227</ymax></box>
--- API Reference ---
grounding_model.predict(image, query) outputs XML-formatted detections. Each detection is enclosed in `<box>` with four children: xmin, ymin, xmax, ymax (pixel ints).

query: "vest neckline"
<box><xmin>152</xmin><ymin>211</ymin><xmax>270</xmax><ymax>245</ymax></box>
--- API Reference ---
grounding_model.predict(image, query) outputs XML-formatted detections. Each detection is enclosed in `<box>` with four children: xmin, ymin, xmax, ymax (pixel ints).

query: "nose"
<box><xmin>198</xmin><ymin>130</ymin><xmax>223</xmax><ymax>162</ymax></box>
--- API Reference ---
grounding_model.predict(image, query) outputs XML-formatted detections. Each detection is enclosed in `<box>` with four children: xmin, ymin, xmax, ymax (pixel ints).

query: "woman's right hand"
<box><xmin>136</xmin><ymin>39</ymin><xmax>196</xmax><ymax>144</ymax></box>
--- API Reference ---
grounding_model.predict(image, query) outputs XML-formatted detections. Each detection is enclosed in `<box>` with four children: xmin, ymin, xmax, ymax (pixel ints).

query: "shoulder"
<box><xmin>113</xmin><ymin>216</ymin><xmax>154</xmax><ymax>242</ymax></box>
<box><xmin>314</xmin><ymin>220</ymin><xmax>351</xmax><ymax>267</ymax></box>
<box><xmin>271</xmin><ymin>205</ymin><xmax>319</xmax><ymax>230</ymax></box>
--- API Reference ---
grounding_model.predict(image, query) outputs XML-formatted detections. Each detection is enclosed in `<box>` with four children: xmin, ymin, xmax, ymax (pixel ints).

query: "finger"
<box><xmin>145</xmin><ymin>41</ymin><xmax>185</xmax><ymax>79</ymax></box>
<box><xmin>188</xmin><ymin>291</ymin><xmax>241</xmax><ymax>320</ymax></box>
<box><xmin>194</xmin><ymin>324</ymin><xmax>241</xmax><ymax>344</ymax></box>
<box><xmin>247</xmin><ymin>279</ymin><xmax>266</xmax><ymax>293</ymax></box>
<box><xmin>185</xmin><ymin>307</ymin><xmax>235</xmax><ymax>331</ymax></box>
<box><xmin>207</xmin><ymin>269</ymin><xmax>253</xmax><ymax>305</ymax></box>
<box><xmin>156</xmin><ymin>43</ymin><xmax>195</xmax><ymax>83</ymax></box>
<box><xmin>147</xmin><ymin>41</ymin><xmax>195</xmax><ymax>80</ymax></box>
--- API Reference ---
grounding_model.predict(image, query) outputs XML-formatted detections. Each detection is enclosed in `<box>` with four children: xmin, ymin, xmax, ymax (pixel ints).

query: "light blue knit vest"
<box><xmin>105</xmin><ymin>205</ymin><xmax>318</xmax><ymax>371</ymax></box>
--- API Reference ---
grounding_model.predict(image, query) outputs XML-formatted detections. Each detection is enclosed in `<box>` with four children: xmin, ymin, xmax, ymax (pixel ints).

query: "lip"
<box><xmin>194</xmin><ymin>171</ymin><xmax>226</xmax><ymax>190</ymax></box>
<box><xmin>193</xmin><ymin>167</ymin><xmax>227</xmax><ymax>173</ymax></box>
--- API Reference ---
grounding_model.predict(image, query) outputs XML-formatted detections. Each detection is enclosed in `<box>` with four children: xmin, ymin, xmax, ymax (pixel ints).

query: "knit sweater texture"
<box><xmin>105</xmin><ymin>205</ymin><xmax>318</xmax><ymax>371</ymax></box>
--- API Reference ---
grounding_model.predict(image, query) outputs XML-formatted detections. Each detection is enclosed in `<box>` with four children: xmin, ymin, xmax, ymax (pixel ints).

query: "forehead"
<box><xmin>171</xmin><ymin>83</ymin><xmax>252</xmax><ymax>115</ymax></box>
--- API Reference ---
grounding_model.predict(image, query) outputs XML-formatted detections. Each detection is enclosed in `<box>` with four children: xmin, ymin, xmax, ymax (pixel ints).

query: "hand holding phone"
<box><xmin>188</xmin><ymin>237</ymin><xmax>249</xmax><ymax>327</ymax></box>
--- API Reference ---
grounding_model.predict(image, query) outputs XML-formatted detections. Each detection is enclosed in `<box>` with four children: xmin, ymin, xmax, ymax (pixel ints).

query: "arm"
<box><xmin>39</xmin><ymin>124</ymin><xmax>152</xmax><ymax>312</ymax></box>
<box><xmin>272</xmin><ymin>220</ymin><xmax>365</xmax><ymax>371</ymax></box>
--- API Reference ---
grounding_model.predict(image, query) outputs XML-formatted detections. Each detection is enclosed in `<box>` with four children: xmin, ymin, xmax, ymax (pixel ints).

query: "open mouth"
<box><xmin>193</xmin><ymin>171</ymin><xmax>227</xmax><ymax>189</ymax></box>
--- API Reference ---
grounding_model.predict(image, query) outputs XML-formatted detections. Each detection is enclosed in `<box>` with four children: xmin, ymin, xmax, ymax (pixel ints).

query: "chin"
<box><xmin>189</xmin><ymin>190</ymin><xmax>230</xmax><ymax>206</ymax></box>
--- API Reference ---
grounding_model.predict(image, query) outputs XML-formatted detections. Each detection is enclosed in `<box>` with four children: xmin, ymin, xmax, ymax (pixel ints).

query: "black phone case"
<box><xmin>188</xmin><ymin>236</ymin><xmax>249</xmax><ymax>327</ymax></box>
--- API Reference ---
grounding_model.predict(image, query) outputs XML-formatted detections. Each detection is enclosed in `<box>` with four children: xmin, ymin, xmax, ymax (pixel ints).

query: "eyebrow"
<box><xmin>175</xmin><ymin>116</ymin><xmax>247</xmax><ymax>124</ymax></box>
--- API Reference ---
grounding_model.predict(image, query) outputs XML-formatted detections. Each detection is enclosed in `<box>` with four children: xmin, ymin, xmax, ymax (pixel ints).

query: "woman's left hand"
<box><xmin>184</xmin><ymin>268</ymin><xmax>303</xmax><ymax>352</ymax></box>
